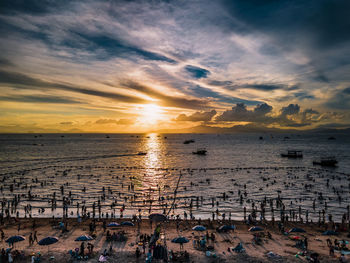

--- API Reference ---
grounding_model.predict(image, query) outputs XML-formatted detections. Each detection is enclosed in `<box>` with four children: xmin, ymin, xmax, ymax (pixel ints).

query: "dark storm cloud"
<box><xmin>185</xmin><ymin>65</ymin><xmax>210</xmax><ymax>79</ymax></box>
<box><xmin>0</xmin><ymin>0</ymin><xmax>71</xmax><ymax>15</ymax></box>
<box><xmin>0</xmin><ymin>94</ymin><xmax>81</xmax><ymax>104</ymax></box>
<box><xmin>175</xmin><ymin>110</ymin><xmax>217</xmax><ymax>122</ymax></box>
<box><xmin>222</xmin><ymin>0</ymin><xmax>350</xmax><ymax>49</ymax></box>
<box><xmin>0</xmin><ymin>69</ymin><xmax>148</xmax><ymax>104</ymax></box>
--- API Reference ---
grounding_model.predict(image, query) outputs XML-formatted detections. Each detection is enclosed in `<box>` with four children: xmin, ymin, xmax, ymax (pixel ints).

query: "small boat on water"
<box><xmin>281</xmin><ymin>150</ymin><xmax>303</xmax><ymax>158</ymax></box>
<box><xmin>137</xmin><ymin>152</ymin><xmax>147</xmax><ymax>156</ymax></box>
<box><xmin>328</xmin><ymin>136</ymin><xmax>336</xmax><ymax>140</ymax></box>
<box><xmin>192</xmin><ymin>148</ymin><xmax>207</xmax><ymax>155</ymax></box>
<box><xmin>313</xmin><ymin>157</ymin><xmax>338</xmax><ymax>167</ymax></box>
<box><xmin>184</xmin><ymin>139</ymin><xmax>195</xmax><ymax>144</ymax></box>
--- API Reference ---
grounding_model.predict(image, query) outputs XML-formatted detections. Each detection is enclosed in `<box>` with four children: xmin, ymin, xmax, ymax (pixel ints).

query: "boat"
<box><xmin>106</xmin><ymin>135</ymin><xmax>110</xmax><ymax>138</ymax></box>
<box><xmin>192</xmin><ymin>148</ymin><xmax>207</xmax><ymax>155</ymax></box>
<box><xmin>137</xmin><ymin>152</ymin><xmax>147</xmax><ymax>156</ymax></box>
<box><xmin>328</xmin><ymin>136</ymin><xmax>336</xmax><ymax>140</ymax></box>
<box><xmin>183</xmin><ymin>139</ymin><xmax>195</xmax><ymax>144</ymax></box>
<box><xmin>281</xmin><ymin>150</ymin><xmax>303</xmax><ymax>158</ymax></box>
<box><xmin>313</xmin><ymin>157</ymin><xmax>338</xmax><ymax>167</ymax></box>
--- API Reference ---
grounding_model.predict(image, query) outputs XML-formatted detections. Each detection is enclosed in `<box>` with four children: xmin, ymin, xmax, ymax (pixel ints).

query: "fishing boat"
<box><xmin>183</xmin><ymin>139</ymin><xmax>195</xmax><ymax>144</ymax></box>
<box><xmin>192</xmin><ymin>148</ymin><xmax>207</xmax><ymax>155</ymax></box>
<box><xmin>313</xmin><ymin>157</ymin><xmax>338</xmax><ymax>167</ymax></box>
<box><xmin>281</xmin><ymin>150</ymin><xmax>303</xmax><ymax>158</ymax></box>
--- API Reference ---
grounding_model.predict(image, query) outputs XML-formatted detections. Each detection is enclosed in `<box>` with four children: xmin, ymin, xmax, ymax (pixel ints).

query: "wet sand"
<box><xmin>0</xmin><ymin>218</ymin><xmax>349</xmax><ymax>262</ymax></box>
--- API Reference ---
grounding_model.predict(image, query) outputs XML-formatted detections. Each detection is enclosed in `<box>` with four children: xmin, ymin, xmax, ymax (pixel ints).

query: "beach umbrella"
<box><xmin>75</xmin><ymin>235</ymin><xmax>93</xmax><ymax>242</ymax></box>
<box><xmin>38</xmin><ymin>237</ymin><xmax>59</xmax><ymax>246</ymax></box>
<box><xmin>107</xmin><ymin>222</ymin><xmax>120</xmax><ymax>227</ymax></box>
<box><xmin>322</xmin><ymin>230</ymin><xmax>338</xmax><ymax>236</ymax></box>
<box><xmin>248</xmin><ymin>226</ymin><xmax>264</xmax><ymax>232</ymax></box>
<box><xmin>149</xmin><ymin>213</ymin><xmax>167</xmax><ymax>222</ymax></box>
<box><xmin>171</xmin><ymin>236</ymin><xmax>189</xmax><ymax>244</ymax></box>
<box><xmin>218</xmin><ymin>225</ymin><xmax>236</xmax><ymax>232</ymax></box>
<box><xmin>192</xmin><ymin>225</ymin><xmax>206</xmax><ymax>231</ymax></box>
<box><xmin>6</xmin><ymin>235</ymin><xmax>25</xmax><ymax>244</ymax></box>
<box><xmin>121</xmin><ymin>221</ymin><xmax>134</xmax><ymax>226</ymax></box>
<box><xmin>289</xmin><ymin>227</ymin><xmax>306</xmax><ymax>233</ymax></box>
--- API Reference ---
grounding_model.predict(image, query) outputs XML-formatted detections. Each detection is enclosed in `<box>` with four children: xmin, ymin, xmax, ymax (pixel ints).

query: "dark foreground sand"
<box><xmin>0</xmin><ymin>218</ymin><xmax>348</xmax><ymax>262</ymax></box>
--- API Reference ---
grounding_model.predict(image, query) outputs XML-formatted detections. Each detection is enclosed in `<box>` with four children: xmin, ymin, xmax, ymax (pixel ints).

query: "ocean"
<box><xmin>0</xmin><ymin>132</ymin><xmax>349</xmax><ymax>221</ymax></box>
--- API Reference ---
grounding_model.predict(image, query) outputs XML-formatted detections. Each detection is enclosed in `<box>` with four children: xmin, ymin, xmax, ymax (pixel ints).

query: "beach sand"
<box><xmin>0</xmin><ymin>218</ymin><xmax>349</xmax><ymax>262</ymax></box>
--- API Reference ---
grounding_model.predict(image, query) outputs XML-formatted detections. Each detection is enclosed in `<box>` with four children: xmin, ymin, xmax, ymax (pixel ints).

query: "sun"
<box><xmin>139</xmin><ymin>104</ymin><xmax>162</xmax><ymax>125</ymax></box>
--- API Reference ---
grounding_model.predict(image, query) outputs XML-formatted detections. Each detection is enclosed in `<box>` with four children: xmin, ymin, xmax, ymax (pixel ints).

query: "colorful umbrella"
<box><xmin>5</xmin><ymin>236</ymin><xmax>25</xmax><ymax>244</ymax></box>
<box><xmin>38</xmin><ymin>237</ymin><xmax>59</xmax><ymax>246</ymax></box>
<box><xmin>121</xmin><ymin>221</ymin><xmax>134</xmax><ymax>226</ymax></box>
<box><xmin>192</xmin><ymin>225</ymin><xmax>206</xmax><ymax>231</ymax></box>
<box><xmin>248</xmin><ymin>226</ymin><xmax>264</xmax><ymax>232</ymax></box>
<box><xmin>75</xmin><ymin>235</ymin><xmax>94</xmax><ymax>242</ymax></box>
<box><xmin>107</xmin><ymin>222</ymin><xmax>120</xmax><ymax>227</ymax></box>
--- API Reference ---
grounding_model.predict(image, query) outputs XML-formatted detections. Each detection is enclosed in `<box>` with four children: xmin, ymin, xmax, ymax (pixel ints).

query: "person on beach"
<box><xmin>304</xmin><ymin>237</ymin><xmax>308</xmax><ymax>250</ymax></box>
<box><xmin>339</xmin><ymin>253</ymin><xmax>347</xmax><ymax>263</ymax></box>
<box><xmin>80</xmin><ymin>242</ymin><xmax>85</xmax><ymax>256</ymax></box>
<box><xmin>29</xmin><ymin>232</ymin><xmax>33</xmax><ymax>245</ymax></box>
<box><xmin>33</xmin><ymin>231</ymin><xmax>38</xmax><ymax>243</ymax></box>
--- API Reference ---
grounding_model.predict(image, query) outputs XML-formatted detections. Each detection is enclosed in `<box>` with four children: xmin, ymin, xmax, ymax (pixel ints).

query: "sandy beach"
<box><xmin>0</xmin><ymin>217</ymin><xmax>349</xmax><ymax>262</ymax></box>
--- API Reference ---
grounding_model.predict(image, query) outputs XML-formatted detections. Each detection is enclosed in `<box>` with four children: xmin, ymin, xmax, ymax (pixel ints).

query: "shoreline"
<box><xmin>1</xmin><ymin>217</ymin><xmax>349</xmax><ymax>262</ymax></box>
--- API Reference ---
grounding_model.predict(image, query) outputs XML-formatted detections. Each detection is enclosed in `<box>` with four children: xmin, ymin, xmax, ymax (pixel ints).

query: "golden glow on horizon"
<box><xmin>138</xmin><ymin>104</ymin><xmax>163</xmax><ymax>125</ymax></box>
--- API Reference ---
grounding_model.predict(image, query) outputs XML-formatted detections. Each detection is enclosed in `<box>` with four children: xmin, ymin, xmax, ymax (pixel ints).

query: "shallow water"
<box><xmin>0</xmin><ymin>133</ymin><xmax>349</xmax><ymax>221</ymax></box>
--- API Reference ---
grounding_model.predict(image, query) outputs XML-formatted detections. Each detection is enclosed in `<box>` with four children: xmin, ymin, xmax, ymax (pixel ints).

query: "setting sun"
<box><xmin>139</xmin><ymin>104</ymin><xmax>163</xmax><ymax>125</ymax></box>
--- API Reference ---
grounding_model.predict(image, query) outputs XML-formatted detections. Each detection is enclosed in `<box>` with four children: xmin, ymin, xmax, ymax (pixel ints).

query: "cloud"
<box><xmin>185</xmin><ymin>65</ymin><xmax>210</xmax><ymax>79</ymax></box>
<box><xmin>325</xmin><ymin>87</ymin><xmax>350</xmax><ymax>110</ymax></box>
<box><xmin>216</xmin><ymin>103</ymin><xmax>273</xmax><ymax>122</ymax></box>
<box><xmin>60</xmin><ymin>121</ymin><xmax>73</xmax><ymax>125</ymax></box>
<box><xmin>71</xmin><ymin>33</ymin><xmax>177</xmax><ymax>63</ymax></box>
<box><xmin>213</xmin><ymin>103</ymin><xmax>332</xmax><ymax>128</ymax></box>
<box><xmin>189</xmin><ymin>85</ymin><xmax>261</xmax><ymax>105</ymax></box>
<box><xmin>245</xmin><ymin>84</ymin><xmax>283</xmax><ymax>91</ymax></box>
<box><xmin>95</xmin><ymin>118</ymin><xmax>134</xmax><ymax>125</ymax></box>
<box><xmin>175</xmin><ymin>110</ymin><xmax>217</xmax><ymax>122</ymax></box>
<box><xmin>208</xmin><ymin>80</ymin><xmax>233</xmax><ymax>86</ymax></box>
<box><xmin>280</xmin><ymin>104</ymin><xmax>300</xmax><ymax>116</ymax></box>
<box><xmin>121</xmin><ymin>80</ymin><xmax>209</xmax><ymax>110</ymax></box>
<box><xmin>0</xmin><ymin>94</ymin><xmax>81</xmax><ymax>104</ymax></box>
<box><xmin>0</xmin><ymin>69</ymin><xmax>148</xmax><ymax>104</ymax></box>
<box><xmin>222</xmin><ymin>0</ymin><xmax>350</xmax><ymax>49</ymax></box>
<box><xmin>0</xmin><ymin>0</ymin><xmax>349</xmax><ymax>132</ymax></box>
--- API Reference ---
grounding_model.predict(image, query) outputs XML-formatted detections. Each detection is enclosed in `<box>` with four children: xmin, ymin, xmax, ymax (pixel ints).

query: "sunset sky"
<box><xmin>0</xmin><ymin>0</ymin><xmax>349</xmax><ymax>133</ymax></box>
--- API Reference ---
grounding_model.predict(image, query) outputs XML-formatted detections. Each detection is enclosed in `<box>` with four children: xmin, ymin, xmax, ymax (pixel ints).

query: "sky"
<box><xmin>0</xmin><ymin>0</ymin><xmax>349</xmax><ymax>133</ymax></box>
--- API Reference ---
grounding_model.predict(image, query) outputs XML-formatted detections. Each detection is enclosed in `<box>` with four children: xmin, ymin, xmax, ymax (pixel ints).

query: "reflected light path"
<box><xmin>141</xmin><ymin>133</ymin><xmax>165</xmax><ymax>193</ymax></box>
